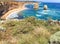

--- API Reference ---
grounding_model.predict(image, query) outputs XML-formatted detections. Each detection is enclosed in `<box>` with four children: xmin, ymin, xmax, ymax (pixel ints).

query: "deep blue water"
<box><xmin>43</xmin><ymin>2</ymin><xmax>60</xmax><ymax>9</ymax></box>
<box><xmin>18</xmin><ymin>2</ymin><xmax>60</xmax><ymax>20</ymax></box>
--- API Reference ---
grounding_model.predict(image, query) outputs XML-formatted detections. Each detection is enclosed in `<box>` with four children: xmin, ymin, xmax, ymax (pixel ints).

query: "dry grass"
<box><xmin>0</xmin><ymin>17</ymin><xmax>60</xmax><ymax>44</ymax></box>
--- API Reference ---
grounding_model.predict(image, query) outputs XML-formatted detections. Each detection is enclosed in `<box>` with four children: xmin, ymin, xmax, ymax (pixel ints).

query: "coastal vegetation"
<box><xmin>0</xmin><ymin>16</ymin><xmax>60</xmax><ymax>44</ymax></box>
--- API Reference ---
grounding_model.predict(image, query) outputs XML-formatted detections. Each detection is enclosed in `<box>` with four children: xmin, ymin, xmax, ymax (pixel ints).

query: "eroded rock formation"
<box><xmin>44</xmin><ymin>5</ymin><xmax>48</xmax><ymax>10</ymax></box>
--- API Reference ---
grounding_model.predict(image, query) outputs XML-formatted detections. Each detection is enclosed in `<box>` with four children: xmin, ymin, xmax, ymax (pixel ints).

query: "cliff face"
<box><xmin>0</xmin><ymin>1</ymin><xmax>38</xmax><ymax>19</ymax></box>
<box><xmin>0</xmin><ymin>2</ymin><xmax>19</xmax><ymax>17</ymax></box>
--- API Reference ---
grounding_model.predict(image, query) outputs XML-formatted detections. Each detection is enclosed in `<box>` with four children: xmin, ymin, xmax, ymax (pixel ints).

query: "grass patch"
<box><xmin>0</xmin><ymin>17</ymin><xmax>60</xmax><ymax>44</ymax></box>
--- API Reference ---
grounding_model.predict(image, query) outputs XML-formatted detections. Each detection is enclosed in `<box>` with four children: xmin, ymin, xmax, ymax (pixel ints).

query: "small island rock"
<box><xmin>44</xmin><ymin>5</ymin><xmax>48</xmax><ymax>10</ymax></box>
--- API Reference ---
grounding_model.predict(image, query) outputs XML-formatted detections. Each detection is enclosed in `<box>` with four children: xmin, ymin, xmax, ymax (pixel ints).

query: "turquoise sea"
<box><xmin>7</xmin><ymin>2</ymin><xmax>60</xmax><ymax>21</ymax></box>
<box><xmin>19</xmin><ymin>2</ymin><xmax>60</xmax><ymax>21</ymax></box>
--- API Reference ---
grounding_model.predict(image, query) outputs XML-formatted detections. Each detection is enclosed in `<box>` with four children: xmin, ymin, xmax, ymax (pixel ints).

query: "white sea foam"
<box><xmin>36</xmin><ymin>14</ymin><xmax>42</xmax><ymax>16</ymax></box>
<box><xmin>37</xmin><ymin>10</ymin><xmax>51</xmax><ymax>14</ymax></box>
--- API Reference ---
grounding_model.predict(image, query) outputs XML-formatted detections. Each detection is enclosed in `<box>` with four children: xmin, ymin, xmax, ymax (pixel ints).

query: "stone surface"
<box><xmin>44</xmin><ymin>5</ymin><xmax>48</xmax><ymax>10</ymax></box>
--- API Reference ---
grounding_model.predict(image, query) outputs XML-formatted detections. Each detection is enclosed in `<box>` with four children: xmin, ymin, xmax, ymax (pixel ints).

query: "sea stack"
<box><xmin>44</xmin><ymin>5</ymin><xmax>48</xmax><ymax>10</ymax></box>
<box><xmin>34</xmin><ymin>3</ymin><xmax>39</xmax><ymax>10</ymax></box>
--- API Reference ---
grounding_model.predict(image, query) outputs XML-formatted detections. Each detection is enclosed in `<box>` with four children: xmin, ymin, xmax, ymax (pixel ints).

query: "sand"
<box><xmin>1</xmin><ymin>7</ymin><xmax>27</xmax><ymax>19</ymax></box>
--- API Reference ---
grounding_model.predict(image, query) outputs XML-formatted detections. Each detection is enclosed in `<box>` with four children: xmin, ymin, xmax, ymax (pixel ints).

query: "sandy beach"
<box><xmin>1</xmin><ymin>7</ymin><xmax>27</xmax><ymax>19</ymax></box>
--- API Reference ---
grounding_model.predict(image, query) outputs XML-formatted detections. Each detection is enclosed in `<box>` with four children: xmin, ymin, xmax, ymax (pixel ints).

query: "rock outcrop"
<box><xmin>34</xmin><ymin>3</ymin><xmax>39</xmax><ymax>10</ymax></box>
<box><xmin>44</xmin><ymin>5</ymin><xmax>48</xmax><ymax>10</ymax></box>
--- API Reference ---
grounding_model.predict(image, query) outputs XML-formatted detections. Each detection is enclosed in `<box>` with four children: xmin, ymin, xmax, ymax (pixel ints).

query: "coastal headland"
<box><xmin>0</xmin><ymin>1</ymin><xmax>38</xmax><ymax>19</ymax></box>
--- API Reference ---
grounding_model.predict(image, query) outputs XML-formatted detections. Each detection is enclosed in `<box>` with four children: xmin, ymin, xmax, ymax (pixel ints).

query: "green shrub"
<box><xmin>50</xmin><ymin>31</ymin><xmax>60</xmax><ymax>44</ymax></box>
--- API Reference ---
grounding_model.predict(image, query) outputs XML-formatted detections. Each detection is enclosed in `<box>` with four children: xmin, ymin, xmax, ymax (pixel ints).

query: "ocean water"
<box><xmin>19</xmin><ymin>2</ymin><xmax>60</xmax><ymax>21</ymax></box>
